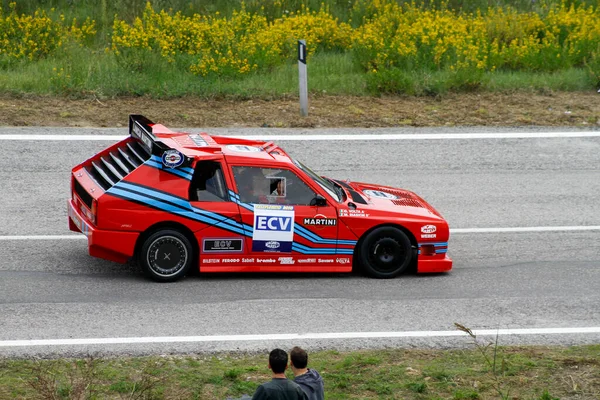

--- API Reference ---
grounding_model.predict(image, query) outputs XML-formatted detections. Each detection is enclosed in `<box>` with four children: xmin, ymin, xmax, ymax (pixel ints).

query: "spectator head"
<box><xmin>269</xmin><ymin>348</ymin><xmax>288</xmax><ymax>374</ymax></box>
<box><xmin>290</xmin><ymin>346</ymin><xmax>308</xmax><ymax>369</ymax></box>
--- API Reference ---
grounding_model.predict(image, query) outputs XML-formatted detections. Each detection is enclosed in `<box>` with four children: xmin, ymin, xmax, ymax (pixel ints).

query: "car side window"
<box><xmin>189</xmin><ymin>160</ymin><xmax>229</xmax><ymax>202</ymax></box>
<box><xmin>232</xmin><ymin>166</ymin><xmax>315</xmax><ymax>205</ymax></box>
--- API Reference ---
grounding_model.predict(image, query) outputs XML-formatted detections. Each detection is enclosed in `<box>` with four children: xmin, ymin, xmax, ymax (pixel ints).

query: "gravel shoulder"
<box><xmin>1</xmin><ymin>92</ymin><xmax>599</xmax><ymax>128</ymax></box>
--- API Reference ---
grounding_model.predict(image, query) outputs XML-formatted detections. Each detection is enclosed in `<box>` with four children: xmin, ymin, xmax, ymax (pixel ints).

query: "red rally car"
<box><xmin>68</xmin><ymin>115</ymin><xmax>452</xmax><ymax>282</ymax></box>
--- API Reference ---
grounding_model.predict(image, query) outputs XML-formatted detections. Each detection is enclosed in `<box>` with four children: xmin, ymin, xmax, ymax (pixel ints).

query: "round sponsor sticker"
<box><xmin>226</xmin><ymin>145</ymin><xmax>262</xmax><ymax>153</ymax></box>
<box><xmin>265</xmin><ymin>241</ymin><xmax>281</xmax><ymax>249</ymax></box>
<box><xmin>363</xmin><ymin>189</ymin><xmax>398</xmax><ymax>200</ymax></box>
<box><xmin>421</xmin><ymin>225</ymin><xmax>437</xmax><ymax>234</ymax></box>
<box><xmin>162</xmin><ymin>149</ymin><xmax>184</xmax><ymax>168</ymax></box>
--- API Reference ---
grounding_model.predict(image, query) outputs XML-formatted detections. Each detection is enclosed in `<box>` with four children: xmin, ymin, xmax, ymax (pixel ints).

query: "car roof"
<box><xmin>150</xmin><ymin>123</ymin><xmax>293</xmax><ymax>165</ymax></box>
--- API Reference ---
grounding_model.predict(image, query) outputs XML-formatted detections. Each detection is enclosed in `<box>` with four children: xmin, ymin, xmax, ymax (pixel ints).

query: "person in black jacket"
<box><xmin>252</xmin><ymin>348</ymin><xmax>307</xmax><ymax>400</ymax></box>
<box><xmin>290</xmin><ymin>347</ymin><xmax>324</xmax><ymax>400</ymax></box>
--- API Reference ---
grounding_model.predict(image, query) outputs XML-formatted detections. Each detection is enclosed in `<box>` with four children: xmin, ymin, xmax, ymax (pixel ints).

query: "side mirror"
<box><xmin>310</xmin><ymin>194</ymin><xmax>327</xmax><ymax>207</ymax></box>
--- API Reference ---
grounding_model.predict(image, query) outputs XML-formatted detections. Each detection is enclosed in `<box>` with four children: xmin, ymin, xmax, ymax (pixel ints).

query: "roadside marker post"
<box><xmin>298</xmin><ymin>40</ymin><xmax>308</xmax><ymax>117</ymax></box>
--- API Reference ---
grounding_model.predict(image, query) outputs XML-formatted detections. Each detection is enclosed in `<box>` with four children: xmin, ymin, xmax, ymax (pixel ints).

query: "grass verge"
<box><xmin>1</xmin><ymin>345</ymin><xmax>599</xmax><ymax>399</ymax></box>
<box><xmin>0</xmin><ymin>49</ymin><xmax>597</xmax><ymax>99</ymax></box>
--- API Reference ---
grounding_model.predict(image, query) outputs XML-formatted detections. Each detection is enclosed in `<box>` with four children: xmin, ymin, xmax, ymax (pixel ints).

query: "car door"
<box><xmin>230</xmin><ymin>165</ymin><xmax>340</xmax><ymax>268</ymax></box>
<box><xmin>188</xmin><ymin>159</ymin><xmax>247</xmax><ymax>269</ymax></box>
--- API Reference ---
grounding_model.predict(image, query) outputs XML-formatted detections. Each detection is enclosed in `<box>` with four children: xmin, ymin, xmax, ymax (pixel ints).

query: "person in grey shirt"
<box><xmin>252</xmin><ymin>348</ymin><xmax>307</xmax><ymax>400</ymax></box>
<box><xmin>290</xmin><ymin>347</ymin><xmax>324</xmax><ymax>400</ymax></box>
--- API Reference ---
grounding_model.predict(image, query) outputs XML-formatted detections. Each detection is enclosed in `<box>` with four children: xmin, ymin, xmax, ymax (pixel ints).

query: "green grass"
<box><xmin>366</xmin><ymin>67</ymin><xmax>597</xmax><ymax>96</ymax></box>
<box><xmin>0</xmin><ymin>46</ymin><xmax>596</xmax><ymax>99</ymax></box>
<box><xmin>1</xmin><ymin>345</ymin><xmax>599</xmax><ymax>399</ymax></box>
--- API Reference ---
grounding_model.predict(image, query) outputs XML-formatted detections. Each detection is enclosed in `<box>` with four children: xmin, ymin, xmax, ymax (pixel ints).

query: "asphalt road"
<box><xmin>1</xmin><ymin>126</ymin><xmax>599</xmax><ymax>357</ymax></box>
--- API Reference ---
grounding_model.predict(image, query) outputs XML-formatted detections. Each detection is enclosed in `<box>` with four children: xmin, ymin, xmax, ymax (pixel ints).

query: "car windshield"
<box><xmin>293</xmin><ymin>159</ymin><xmax>343</xmax><ymax>202</ymax></box>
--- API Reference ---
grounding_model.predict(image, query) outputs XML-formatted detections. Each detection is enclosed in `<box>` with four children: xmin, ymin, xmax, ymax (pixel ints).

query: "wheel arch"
<box><xmin>134</xmin><ymin>221</ymin><xmax>200</xmax><ymax>265</ymax></box>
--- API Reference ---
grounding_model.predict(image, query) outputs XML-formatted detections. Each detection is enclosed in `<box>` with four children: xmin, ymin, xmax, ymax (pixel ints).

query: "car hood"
<box><xmin>338</xmin><ymin>180</ymin><xmax>445</xmax><ymax>220</ymax></box>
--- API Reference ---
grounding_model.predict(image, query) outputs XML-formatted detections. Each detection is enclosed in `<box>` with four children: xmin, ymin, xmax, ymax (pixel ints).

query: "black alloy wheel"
<box><xmin>139</xmin><ymin>229</ymin><xmax>193</xmax><ymax>282</ymax></box>
<box><xmin>359</xmin><ymin>226</ymin><xmax>413</xmax><ymax>278</ymax></box>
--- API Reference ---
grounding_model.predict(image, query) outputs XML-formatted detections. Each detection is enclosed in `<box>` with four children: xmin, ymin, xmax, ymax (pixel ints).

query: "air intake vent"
<box><xmin>85</xmin><ymin>141</ymin><xmax>150</xmax><ymax>190</ymax></box>
<box><xmin>385</xmin><ymin>188</ymin><xmax>415</xmax><ymax>199</ymax></box>
<box><xmin>349</xmin><ymin>190</ymin><xmax>367</xmax><ymax>204</ymax></box>
<box><xmin>392</xmin><ymin>198</ymin><xmax>423</xmax><ymax>208</ymax></box>
<box><xmin>74</xmin><ymin>179</ymin><xmax>93</xmax><ymax>209</ymax></box>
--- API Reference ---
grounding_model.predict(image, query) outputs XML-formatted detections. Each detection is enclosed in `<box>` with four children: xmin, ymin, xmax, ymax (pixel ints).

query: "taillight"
<box><xmin>91</xmin><ymin>199</ymin><xmax>98</xmax><ymax>224</ymax></box>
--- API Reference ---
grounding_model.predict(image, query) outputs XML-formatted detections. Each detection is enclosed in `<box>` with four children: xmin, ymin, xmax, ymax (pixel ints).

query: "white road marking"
<box><xmin>1</xmin><ymin>131</ymin><xmax>600</xmax><ymax>141</ymax></box>
<box><xmin>0</xmin><ymin>235</ymin><xmax>87</xmax><ymax>240</ymax></box>
<box><xmin>1</xmin><ymin>327</ymin><xmax>599</xmax><ymax>348</ymax></box>
<box><xmin>451</xmin><ymin>226</ymin><xmax>600</xmax><ymax>234</ymax></box>
<box><xmin>1</xmin><ymin>226</ymin><xmax>599</xmax><ymax>241</ymax></box>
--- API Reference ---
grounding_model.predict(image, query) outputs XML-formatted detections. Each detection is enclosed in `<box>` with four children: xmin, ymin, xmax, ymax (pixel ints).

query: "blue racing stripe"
<box><xmin>111</xmin><ymin>190</ymin><xmax>248</xmax><ymax>236</ymax></box>
<box><xmin>115</xmin><ymin>182</ymin><xmax>250</xmax><ymax>233</ymax></box>
<box><xmin>294</xmin><ymin>224</ymin><xmax>357</xmax><ymax>246</ymax></box>
<box><xmin>145</xmin><ymin>156</ymin><xmax>193</xmax><ymax>180</ymax></box>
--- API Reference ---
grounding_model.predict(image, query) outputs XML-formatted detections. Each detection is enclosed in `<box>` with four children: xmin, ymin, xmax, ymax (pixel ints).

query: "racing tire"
<box><xmin>139</xmin><ymin>229</ymin><xmax>193</xmax><ymax>282</ymax></box>
<box><xmin>358</xmin><ymin>226</ymin><xmax>413</xmax><ymax>279</ymax></box>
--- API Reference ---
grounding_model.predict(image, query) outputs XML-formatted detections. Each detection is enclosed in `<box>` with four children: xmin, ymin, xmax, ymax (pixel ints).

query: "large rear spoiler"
<box><xmin>129</xmin><ymin>114</ymin><xmax>193</xmax><ymax>168</ymax></box>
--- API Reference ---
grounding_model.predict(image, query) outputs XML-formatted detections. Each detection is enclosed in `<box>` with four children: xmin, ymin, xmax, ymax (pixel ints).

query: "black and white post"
<box><xmin>298</xmin><ymin>40</ymin><xmax>308</xmax><ymax>116</ymax></box>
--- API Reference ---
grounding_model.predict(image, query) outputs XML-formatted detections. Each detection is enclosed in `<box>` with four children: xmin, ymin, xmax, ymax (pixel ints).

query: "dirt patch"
<box><xmin>1</xmin><ymin>92</ymin><xmax>599</xmax><ymax>128</ymax></box>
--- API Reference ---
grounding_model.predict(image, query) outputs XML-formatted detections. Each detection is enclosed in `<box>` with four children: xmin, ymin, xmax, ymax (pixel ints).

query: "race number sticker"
<box><xmin>252</xmin><ymin>205</ymin><xmax>294</xmax><ymax>253</ymax></box>
<box><xmin>203</xmin><ymin>238</ymin><xmax>244</xmax><ymax>253</ymax></box>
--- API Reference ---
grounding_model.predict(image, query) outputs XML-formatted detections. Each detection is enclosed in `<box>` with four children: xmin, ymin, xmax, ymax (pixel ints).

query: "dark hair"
<box><xmin>269</xmin><ymin>348</ymin><xmax>288</xmax><ymax>374</ymax></box>
<box><xmin>290</xmin><ymin>346</ymin><xmax>308</xmax><ymax>369</ymax></box>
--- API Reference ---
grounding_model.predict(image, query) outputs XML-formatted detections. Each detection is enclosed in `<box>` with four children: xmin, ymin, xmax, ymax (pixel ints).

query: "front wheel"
<box><xmin>358</xmin><ymin>226</ymin><xmax>413</xmax><ymax>279</ymax></box>
<box><xmin>139</xmin><ymin>229</ymin><xmax>193</xmax><ymax>282</ymax></box>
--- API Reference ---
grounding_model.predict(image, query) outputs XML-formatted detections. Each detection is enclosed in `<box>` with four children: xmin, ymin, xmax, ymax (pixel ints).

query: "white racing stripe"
<box><xmin>1</xmin><ymin>327</ymin><xmax>599</xmax><ymax>348</ymax></box>
<box><xmin>1</xmin><ymin>226</ymin><xmax>599</xmax><ymax>241</ymax></box>
<box><xmin>1</xmin><ymin>131</ymin><xmax>600</xmax><ymax>141</ymax></box>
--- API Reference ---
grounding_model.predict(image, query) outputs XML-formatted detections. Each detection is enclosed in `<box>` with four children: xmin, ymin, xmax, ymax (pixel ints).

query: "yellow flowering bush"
<box><xmin>353</xmin><ymin>1</ymin><xmax>600</xmax><ymax>73</ymax></box>
<box><xmin>111</xmin><ymin>3</ymin><xmax>353</xmax><ymax>76</ymax></box>
<box><xmin>0</xmin><ymin>2</ymin><xmax>95</xmax><ymax>62</ymax></box>
<box><xmin>2</xmin><ymin>0</ymin><xmax>599</xmax><ymax>83</ymax></box>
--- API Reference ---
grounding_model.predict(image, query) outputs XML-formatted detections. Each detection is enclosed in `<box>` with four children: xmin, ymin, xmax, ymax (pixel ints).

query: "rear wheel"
<box><xmin>139</xmin><ymin>229</ymin><xmax>193</xmax><ymax>282</ymax></box>
<box><xmin>358</xmin><ymin>226</ymin><xmax>413</xmax><ymax>278</ymax></box>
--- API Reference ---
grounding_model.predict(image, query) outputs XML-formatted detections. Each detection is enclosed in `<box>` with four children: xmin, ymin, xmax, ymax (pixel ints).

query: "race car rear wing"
<box><xmin>129</xmin><ymin>114</ymin><xmax>193</xmax><ymax>168</ymax></box>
